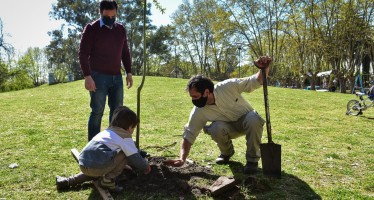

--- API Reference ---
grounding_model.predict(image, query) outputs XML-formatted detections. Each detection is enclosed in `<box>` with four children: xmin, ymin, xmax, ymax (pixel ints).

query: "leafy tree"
<box><xmin>49</xmin><ymin>0</ymin><xmax>159</xmax><ymax>77</ymax></box>
<box><xmin>121</xmin><ymin>0</ymin><xmax>155</xmax><ymax>75</ymax></box>
<box><xmin>149</xmin><ymin>25</ymin><xmax>173</xmax><ymax>61</ymax></box>
<box><xmin>0</xmin><ymin>66</ymin><xmax>33</xmax><ymax>92</ymax></box>
<box><xmin>49</xmin><ymin>0</ymin><xmax>99</xmax><ymax>80</ymax></box>
<box><xmin>171</xmin><ymin>0</ymin><xmax>239</xmax><ymax>79</ymax></box>
<box><xmin>0</xmin><ymin>61</ymin><xmax>8</xmax><ymax>89</ymax></box>
<box><xmin>147</xmin><ymin>25</ymin><xmax>174</xmax><ymax>75</ymax></box>
<box><xmin>44</xmin><ymin>0</ymin><xmax>374</xmax><ymax>91</ymax></box>
<box><xmin>45</xmin><ymin>30</ymin><xmax>69</xmax><ymax>83</ymax></box>
<box><xmin>50</xmin><ymin>0</ymin><xmax>98</xmax><ymax>35</ymax></box>
<box><xmin>18</xmin><ymin>47</ymin><xmax>47</xmax><ymax>86</ymax></box>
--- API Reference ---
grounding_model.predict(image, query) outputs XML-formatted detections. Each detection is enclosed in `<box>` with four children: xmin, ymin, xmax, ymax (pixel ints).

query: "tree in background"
<box><xmin>147</xmin><ymin>25</ymin><xmax>174</xmax><ymax>76</ymax></box>
<box><xmin>121</xmin><ymin>0</ymin><xmax>155</xmax><ymax>75</ymax></box>
<box><xmin>1</xmin><ymin>0</ymin><xmax>373</xmax><ymax>93</ymax></box>
<box><xmin>0</xmin><ymin>18</ymin><xmax>22</xmax><ymax>92</ymax></box>
<box><xmin>17</xmin><ymin>47</ymin><xmax>47</xmax><ymax>86</ymax></box>
<box><xmin>172</xmin><ymin>0</ymin><xmax>240</xmax><ymax>79</ymax></box>
<box><xmin>0</xmin><ymin>18</ymin><xmax>14</xmax><ymax>62</ymax></box>
<box><xmin>49</xmin><ymin>0</ymin><xmax>99</xmax><ymax>81</ymax></box>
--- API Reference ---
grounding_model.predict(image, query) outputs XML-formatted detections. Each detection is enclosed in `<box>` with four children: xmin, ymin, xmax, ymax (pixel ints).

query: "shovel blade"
<box><xmin>260</xmin><ymin>143</ymin><xmax>281</xmax><ymax>178</ymax></box>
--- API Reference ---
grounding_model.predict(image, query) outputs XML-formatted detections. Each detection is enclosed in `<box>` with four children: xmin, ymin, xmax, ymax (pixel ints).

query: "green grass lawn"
<box><xmin>0</xmin><ymin>76</ymin><xmax>373</xmax><ymax>199</ymax></box>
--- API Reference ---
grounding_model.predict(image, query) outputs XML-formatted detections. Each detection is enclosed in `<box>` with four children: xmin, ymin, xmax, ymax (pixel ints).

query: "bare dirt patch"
<box><xmin>118</xmin><ymin>156</ymin><xmax>245</xmax><ymax>199</ymax></box>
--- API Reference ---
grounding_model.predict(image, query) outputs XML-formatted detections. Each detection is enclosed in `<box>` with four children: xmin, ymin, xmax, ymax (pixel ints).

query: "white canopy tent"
<box><xmin>317</xmin><ymin>70</ymin><xmax>332</xmax><ymax>77</ymax></box>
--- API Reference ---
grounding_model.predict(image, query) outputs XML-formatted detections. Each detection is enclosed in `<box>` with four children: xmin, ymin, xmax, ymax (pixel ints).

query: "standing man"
<box><xmin>164</xmin><ymin>56</ymin><xmax>272</xmax><ymax>174</ymax></box>
<box><xmin>79</xmin><ymin>0</ymin><xmax>133</xmax><ymax>141</ymax></box>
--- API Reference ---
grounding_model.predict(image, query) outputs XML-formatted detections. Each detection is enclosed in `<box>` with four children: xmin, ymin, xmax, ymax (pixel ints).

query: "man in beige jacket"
<box><xmin>164</xmin><ymin>56</ymin><xmax>272</xmax><ymax>174</ymax></box>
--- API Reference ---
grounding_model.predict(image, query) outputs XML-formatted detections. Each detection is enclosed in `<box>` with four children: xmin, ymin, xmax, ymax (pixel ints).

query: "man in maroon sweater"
<box><xmin>79</xmin><ymin>0</ymin><xmax>133</xmax><ymax>141</ymax></box>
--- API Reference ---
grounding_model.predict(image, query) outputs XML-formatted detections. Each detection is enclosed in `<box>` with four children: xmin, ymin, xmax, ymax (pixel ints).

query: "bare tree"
<box><xmin>0</xmin><ymin>18</ymin><xmax>14</xmax><ymax>61</ymax></box>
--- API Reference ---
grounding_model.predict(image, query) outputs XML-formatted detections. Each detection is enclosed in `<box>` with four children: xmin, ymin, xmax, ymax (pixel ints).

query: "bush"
<box><xmin>0</xmin><ymin>69</ymin><xmax>34</xmax><ymax>92</ymax></box>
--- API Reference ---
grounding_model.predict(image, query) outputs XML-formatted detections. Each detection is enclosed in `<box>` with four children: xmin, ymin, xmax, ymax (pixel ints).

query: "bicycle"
<box><xmin>346</xmin><ymin>92</ymin><xmax>374</xmax><ymax>116</ymax></box>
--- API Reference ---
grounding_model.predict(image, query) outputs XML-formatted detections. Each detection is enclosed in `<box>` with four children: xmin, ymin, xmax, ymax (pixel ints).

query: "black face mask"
<box><xmin>192</xmin><ymin>94</ymin><xmax>208</xmax><ymax>108</ymax></box>
<box><xmin>102</xmin><ymin>16</ymin><xmax>116</xmax><ymax>27</ymax></box>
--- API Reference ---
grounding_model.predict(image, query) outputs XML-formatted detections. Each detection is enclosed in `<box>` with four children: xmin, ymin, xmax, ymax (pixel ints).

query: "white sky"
<box><xmin>0</xmin><ymin>0</ymin><xmax>182</xmax><ymax>54</ymax></box>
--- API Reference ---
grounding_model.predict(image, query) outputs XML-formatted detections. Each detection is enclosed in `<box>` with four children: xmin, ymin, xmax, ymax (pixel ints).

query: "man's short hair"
<box><xmin>100</xmin><ymin>0</ymin><xmax>118</xmax><ymax>13</ymax></box>
<box><xmin>110</xmin><ymin>106</ymin><xmax>139</xmax><ymax>130</ymax></box>
<box><xmin>187</xmin><ymin>75</ymin><xmax>214</xmax><ymax>94</ymax></box>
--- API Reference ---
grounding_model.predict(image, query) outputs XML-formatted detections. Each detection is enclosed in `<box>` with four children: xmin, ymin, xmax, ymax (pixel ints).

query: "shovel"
<box><xmin>258</xmin><ymin>65</ymin><xmax>282</xmax><ymax>178</ymax></box>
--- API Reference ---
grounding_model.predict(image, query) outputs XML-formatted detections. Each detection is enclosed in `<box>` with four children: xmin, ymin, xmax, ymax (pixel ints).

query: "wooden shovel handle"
<box><xmin>261</xmin><ymin>68</ymin><xmax>273</xmax><ymax>144</ymax></box>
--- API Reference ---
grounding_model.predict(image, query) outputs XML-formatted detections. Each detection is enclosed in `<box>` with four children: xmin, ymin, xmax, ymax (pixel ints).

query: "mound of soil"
<box><xmin>119</xmin><ymin>156</ymin><xmax>243</xmax><ymax>199</ymax></box>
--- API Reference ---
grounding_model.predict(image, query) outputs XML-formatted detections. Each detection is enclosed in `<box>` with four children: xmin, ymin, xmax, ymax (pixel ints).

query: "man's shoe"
<box><xmin>56</xmin><ymin>176</ymin><xmax>69</xmax><ymax>190</ymax></box>
<box><xmin>243</xmin><ymin>162</ymin><xmax>258</xmax><ymax>174</ymax></box>
<box><xmin>215</xmin><ymin>151</ymin><xmax>234</xmax><ymax>164</ymax></box>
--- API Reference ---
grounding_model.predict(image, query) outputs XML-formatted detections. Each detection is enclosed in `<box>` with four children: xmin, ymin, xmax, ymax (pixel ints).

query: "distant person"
<box><xmin>323</xmin><ymin>77</ymin><xmax>327</xmax><ymax>89</ymax></box>
<box><xmin>56</xmin><ymin>106</ymin><xmax>151</xmax><ymax>192</ymax></box>
<box><xmin>79</xmin><ymin>0</ymin><xmax>133</xmax><ymax>141</ymax></box>
<box><xmin>369</xmin><ymin>81</ymin><xmax>374</xmax><ymax>101</ymax></box>
<box><xmin>164</xmin><ymin>56</ymin><xmax>272</xmax><ymax>175</ymax></box>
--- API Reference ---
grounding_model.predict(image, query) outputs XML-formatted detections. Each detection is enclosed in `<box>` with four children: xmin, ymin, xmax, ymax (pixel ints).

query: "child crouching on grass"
<box><xmin>56</xmin><ymin>106</ymin><xmax>151</xmax><ymax>192</ymax></box>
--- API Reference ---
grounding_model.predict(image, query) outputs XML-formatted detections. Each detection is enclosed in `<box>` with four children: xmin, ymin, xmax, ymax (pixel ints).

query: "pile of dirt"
<box><xmin>119</xmin><ymin>156</ymin><xmax>243</xmax><ymax>199</ymax></box>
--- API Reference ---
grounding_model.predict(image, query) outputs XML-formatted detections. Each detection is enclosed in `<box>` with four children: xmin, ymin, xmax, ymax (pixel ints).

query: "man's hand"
<box><xmin>254</xmin><ymin>56</ymin><xmax>272</xmax><ymax>69</ymax></box>
<box><xmin>84</xmin><ymin>76</ymin><xmax>96</xmax><ymax>92</ymax></box>
<box><xmin>126</xmin><ymin>73</ymin><xmax>133</xmax><ymax>89</ymax></box>
<box><xmin>254</xmin><ymin>56</ymin><xmax>272</xmax><ymax>84</ymax></box>
<box><xmin>163</xmin><ymin>159</ymin><xmax>185</xmax><ymax>167</ymax></box>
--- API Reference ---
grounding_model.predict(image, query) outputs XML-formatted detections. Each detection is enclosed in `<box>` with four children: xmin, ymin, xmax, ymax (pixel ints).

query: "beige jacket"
<box><xmin>183</xmin><ymin>75</ymin><xmax>261</xmax><ymax>144</ymax></box>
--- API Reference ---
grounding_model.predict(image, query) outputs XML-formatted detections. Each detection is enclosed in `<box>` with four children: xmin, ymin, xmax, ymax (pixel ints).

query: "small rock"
<box><xmin>9</xmin><ymin>163</ymin><xmax>19</xmax><ymax>169</ymax></box>
<box><xmin>209</xmin><ymin>176</ymin><xmax>236</xmax><ymax>196</ymax></box>
<box><xmin>186</xmin><ymin>159</ymin><xmax>194</xmax><ymax>164</ymax></box>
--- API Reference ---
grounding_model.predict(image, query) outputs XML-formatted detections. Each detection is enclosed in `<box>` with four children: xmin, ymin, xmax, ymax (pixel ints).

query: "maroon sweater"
<box><xmin>79</xmin><ymin>20</ymin><xmax>132</xmax><ymax>76</ymax></box>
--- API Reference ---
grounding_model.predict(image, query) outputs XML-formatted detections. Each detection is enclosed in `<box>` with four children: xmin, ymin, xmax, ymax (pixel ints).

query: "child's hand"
<box><xmin>139</xmin><ymin>150</ymin><xmax>150</xmax><ymax>158</ymax></box>
<box><xmin>144</xmin><ymin>165</ymin><xmax>151</xmax><ymax>174</ymax></box>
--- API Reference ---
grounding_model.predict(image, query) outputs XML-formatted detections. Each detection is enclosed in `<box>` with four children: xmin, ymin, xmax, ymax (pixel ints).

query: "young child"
<box><xmin>56</xmin><ymin>106</ymin><xmax>151</xmax><ymax>192</ymax></box>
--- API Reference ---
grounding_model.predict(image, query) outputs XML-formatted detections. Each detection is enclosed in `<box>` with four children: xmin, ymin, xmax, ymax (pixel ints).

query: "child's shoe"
<box><xmin>56</xmin><ymin>173</ymin><xmax>95</xmax><ymax>190</ymax></box>
<box><xmin>56</xmin><ymin>176</ymin><xmax>70</xmax><ymax>190</ymax></box>
<box><xmin>99</xmin><ymin>176</ymin><xmax>124</xmax><ymax>193</ymax></box>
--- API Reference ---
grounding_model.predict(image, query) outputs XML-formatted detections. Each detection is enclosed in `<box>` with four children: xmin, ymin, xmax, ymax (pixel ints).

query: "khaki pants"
<box><xmin>80</xmin><ymin>151</ymin><xmax>128</xmax><ymax>179</ymax></box>
<box><xmin>205</xmin><ymin>110</ymin><xmax>265</xmax><ymax>163</ymax></box>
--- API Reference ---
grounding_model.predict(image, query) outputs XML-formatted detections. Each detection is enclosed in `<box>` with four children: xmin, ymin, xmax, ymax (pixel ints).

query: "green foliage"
<box><xmin>4</xmin><ymin>0</ymin><xmax>374</xmax><ymax>94</ymax></box>
<box><xmin>48</xmin><ymin>0</ymin><xmax>163</xmax><ymax>77</ymax></box>
<box><xmin>50</xmin><ymin>0</ymin><xmax>99</xmax><ymax>34</ymax></box>
<box><xmin>45</xmin><ymin>30</ymin><xmax>81</xmax><ymax>81</ymax></box>
<box><xmin>148</xmin><ymin>25</ymin><xmax>173</xmax><ymax>61</ymax></box>
<box><xmin>0</xmin><ymin>67</ymin><xmax>34</xmax><ymax>92</ymax></box>
<box><xmin>0</xmin><ymin>61</ymin><xmax>8</xmax><ymax>86</ymax></box>
<box><xmin>18</xmin><ymin>47</ymin><xmax>46</xmax><ymax>86</ymax></box>
<box><xmin>0</xmin><ymin>60</ymin><xmax>35</xmax><ymax>93</ymax></box>
<box><xmin>121</xmin><ymin>0</ymin><xmax>155</xmax><ymax>74</ymax></box>
<box><xmin>0</xmin><ymin>76</ymin><xmax>373</xmax><ymax>199</ymax></box>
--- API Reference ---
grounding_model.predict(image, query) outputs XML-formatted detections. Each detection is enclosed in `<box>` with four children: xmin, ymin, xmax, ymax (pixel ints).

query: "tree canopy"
<box><xmin>1</xmin><ymin>0</ymin><xmax>373</xmax><ymax>93</ymax></box>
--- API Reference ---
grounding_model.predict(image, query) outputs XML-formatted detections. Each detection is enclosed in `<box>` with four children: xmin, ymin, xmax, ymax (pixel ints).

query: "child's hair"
<box><xmin>110</xmin><ymin>106</ymin><xmax>139</xmax><ymax>130</ymax></box>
